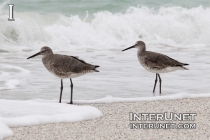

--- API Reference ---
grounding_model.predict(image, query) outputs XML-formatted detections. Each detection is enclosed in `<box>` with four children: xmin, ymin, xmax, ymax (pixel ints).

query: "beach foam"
<box><xmin>0</xmin><ymin>99</ymin><xmax>102</xmax><ymax>139</ymax></box>
<box><xmin>74</xmin><ymin>92</ymin><xmax>210</xmax><ymax>103</ymax></box>
<box><xmin>1</xmin><ymin>92</ymin><xmax>210</xmax><ymax>139</ymax></box>
<box><xmin>31</xmin><ymin>92</ymin><xmax>210</xmax><ymax>104</ymax></box>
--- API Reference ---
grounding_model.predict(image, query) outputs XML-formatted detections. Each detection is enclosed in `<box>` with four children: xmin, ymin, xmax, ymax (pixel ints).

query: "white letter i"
<box><xmin>8</xmin><ymin>4</ymin><xmax>15</xmax><ymax>21</ymax></box>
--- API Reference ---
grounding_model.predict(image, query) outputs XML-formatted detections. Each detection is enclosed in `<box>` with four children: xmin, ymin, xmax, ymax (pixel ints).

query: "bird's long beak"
<box><xmin>122</xmin><ymin>45</ymin><xmax>135</xmax><ymax>51</ymax></box>
<box><xmin>27</xmin><ymin>51</ymin><xmax>41</xmax><ymax>59</ymax></box>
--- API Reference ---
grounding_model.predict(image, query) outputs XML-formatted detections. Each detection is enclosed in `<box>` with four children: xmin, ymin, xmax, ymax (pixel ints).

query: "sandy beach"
<box><xmin>4</xmin><ymin>97</ymin><xmax>210</xmax><ymax>140</ymax></box>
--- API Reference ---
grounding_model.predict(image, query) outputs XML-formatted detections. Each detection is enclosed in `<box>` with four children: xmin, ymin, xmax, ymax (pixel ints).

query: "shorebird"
<box><xmin>122</xmin><ymin>41</ymin><xmax>189</xmax><ymax>95</ymax></box>
<box><xmin>27</xmin><ymin>46</ymin><xmax>99</xmax><ymax>104</ymax></box>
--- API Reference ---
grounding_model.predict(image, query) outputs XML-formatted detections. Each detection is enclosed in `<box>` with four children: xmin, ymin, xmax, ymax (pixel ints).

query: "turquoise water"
<box><xmin>5</xmin><ymin>0</ymin><xmax>210</xmax><ymax>16</ymax></box>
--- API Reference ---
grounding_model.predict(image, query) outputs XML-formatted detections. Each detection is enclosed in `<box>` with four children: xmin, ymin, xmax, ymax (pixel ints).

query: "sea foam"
<box><xmin>0</xmin><ymin>5</ymin><xmax>210</xmax><ymax>52</ymax></box>
<box><xmin>0</xmin><ymin>65</ymin><xmax>30</xmax><ymax>91</ymax></box>
<box><xmin>0</xmin><ymin>99</ymin><xmax>102</xmax><ymax>139</ymax></box>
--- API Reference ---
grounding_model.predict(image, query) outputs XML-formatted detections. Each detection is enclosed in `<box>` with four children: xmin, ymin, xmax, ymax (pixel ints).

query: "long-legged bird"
<box><xmin>122</xmin><ymin>41</ymin><xmax>189</xmax><ymax>95</ymax></box>
<box><xmin>27</xmin><ymin>46</ymin><xmax>99</xmax><ymax>104</ymax></box>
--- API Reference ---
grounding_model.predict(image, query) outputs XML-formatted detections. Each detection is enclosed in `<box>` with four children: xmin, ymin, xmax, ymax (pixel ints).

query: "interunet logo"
<box><xmin>129</xmin><ymin>112</ymin><xmax>197</xmax><ymax>129</ymax></box>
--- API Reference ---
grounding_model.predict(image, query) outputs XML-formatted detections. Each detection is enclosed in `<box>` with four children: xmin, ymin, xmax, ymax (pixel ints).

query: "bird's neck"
<box><xmin>137</xmin><ymin>46</ymin><xmax>146</xmax><ymax>55</ymax></box>
<box><xmin>42</xmin><ymin>54</ymin><xmax>53</xmax><ymax>62</ymax></box>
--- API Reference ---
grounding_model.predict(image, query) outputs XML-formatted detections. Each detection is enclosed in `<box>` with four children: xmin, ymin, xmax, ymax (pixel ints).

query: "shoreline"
<box><xmin>5</xmin><ymin>97</ymin><xmax>210</xmax><ymax>140</ymax></box>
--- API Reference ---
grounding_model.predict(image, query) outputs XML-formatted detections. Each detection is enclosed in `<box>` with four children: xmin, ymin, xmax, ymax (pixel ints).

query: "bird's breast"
<box><xmin>137</xmin><ymin>55</ymin><xmax>156</xmax><ymax>73</ymax></box>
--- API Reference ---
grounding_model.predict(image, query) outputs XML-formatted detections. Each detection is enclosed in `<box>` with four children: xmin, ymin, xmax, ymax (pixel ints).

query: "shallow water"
<box><xmin>0</xmin><ymin>0</ymin><xmax>210</xmax><ymax>100</ymax></box>
<box><xmin>1</xmin><ymin>44</ymin><xmax>210</xmax><ymax>100</ymax></box>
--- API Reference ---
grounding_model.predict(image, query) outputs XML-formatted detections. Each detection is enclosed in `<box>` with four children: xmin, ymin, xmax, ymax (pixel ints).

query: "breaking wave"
<box><xmin>0</xmin><ymin>3</ymin><xmax>210</xmax><ymax>52</ymax></box>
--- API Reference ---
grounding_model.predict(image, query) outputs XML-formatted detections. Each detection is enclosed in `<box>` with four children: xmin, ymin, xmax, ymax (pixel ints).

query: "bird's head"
<box><xmin>122</xmin><ymin>41</ymin><xmax>146</xmax><ymax>51</ymax></box>
<box><xmin>27</xmin><ymin>46</ymin><xmax>53</xmax><ymax>59</ymax></box>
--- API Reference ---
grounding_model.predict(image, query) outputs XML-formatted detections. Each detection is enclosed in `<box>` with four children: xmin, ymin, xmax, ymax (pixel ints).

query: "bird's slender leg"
<box><xmin>153</xmin><ymin>73</ymin><xmax>158</xmax><ymax>95</ymax></box>
<box><xmin>59</xmin><ymin>79</ymin><xmax>63</xmax><ymax>103</ymax></box>
<box><xmin>70</xmin><ymin>78</ymin><xmax>73</xmax><ymax>104</ymax></box>
<box><xmin>157</xmin><ymin>74</ymin><xmax>162</xmax><ymax>95</ymax></box>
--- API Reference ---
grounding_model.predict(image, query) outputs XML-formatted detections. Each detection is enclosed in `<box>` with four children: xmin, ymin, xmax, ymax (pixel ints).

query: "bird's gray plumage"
<box><xmin>122</xmin><ymin>41</ymin><xmax>189</xmax><ymax>95</ymax></box>
<box><xmin>27</xmin><ymin>46</ymin><xmax>99</xmax><ymax>104</ymax></box>
<box><xmin>42</xmin><ymin>53</ymin><xmax>99</xmax><ymax>79</ymax></box>
<box><xmin>27</xmin><ymin>46</ymin><xmax>98</xmax><ymax>79</ymax></box>
<box><xmin>138</xmin><ymin>51</ymin><xmax>188</xmax><ymax>72</ymax></box>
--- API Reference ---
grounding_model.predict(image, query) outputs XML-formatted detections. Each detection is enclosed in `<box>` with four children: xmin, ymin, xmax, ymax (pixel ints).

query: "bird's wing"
<box><xmin>52</xmin><ymin>55</ymin><xmax>95</xmax><ymax>73</ymax></box>
<box><xmin>143</xmin><ymin>52</ymin><xmax>184</xmax><ymax>68</ymax></box>
<box><xmin>70</xmin><ymin>56</ymin><xmax>89</xmax><ymax>65</ymax></box>
<box><xmin>63</xmin><ymin>55</ymin><xmax>89</xmax><ymax>65</ymax></box>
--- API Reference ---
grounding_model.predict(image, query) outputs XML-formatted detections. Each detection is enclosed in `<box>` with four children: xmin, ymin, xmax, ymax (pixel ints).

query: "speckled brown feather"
<box><xmin>40</xmin><ymin>48</ymin><xmax>99</xmax><ymax>79</ymax></box>
<box><xmin>140</xmin><ymin>51</ymin><xmax>188</xmax><ymax>69</ymax></box>
<box><xmin>51</xmin><ymin>54</ymin><xmax>96</xmax><ymax>73</ymax></box>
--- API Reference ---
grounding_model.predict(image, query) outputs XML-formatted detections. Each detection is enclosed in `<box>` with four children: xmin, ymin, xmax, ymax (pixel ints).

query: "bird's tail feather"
<box><xmin>93</xmin><ymin>65</ymin><xmax>100</xmax><ymax>72</ymax></box>
<box><xmin>182</xmin><ymin>66</ymin><xmax>189</xmax><ymax>70</ymax></box>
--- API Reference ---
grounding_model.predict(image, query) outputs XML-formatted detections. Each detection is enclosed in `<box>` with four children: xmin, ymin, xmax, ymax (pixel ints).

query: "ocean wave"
<box><xmin>0</xmin><ymin>65</ymin><xmax>30</xmax><ymax>91</ymax></box>
<box><xmin>0</xmin><ymin>4</ymin><xmax>210</xmax><ymax>51</ymax></box>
